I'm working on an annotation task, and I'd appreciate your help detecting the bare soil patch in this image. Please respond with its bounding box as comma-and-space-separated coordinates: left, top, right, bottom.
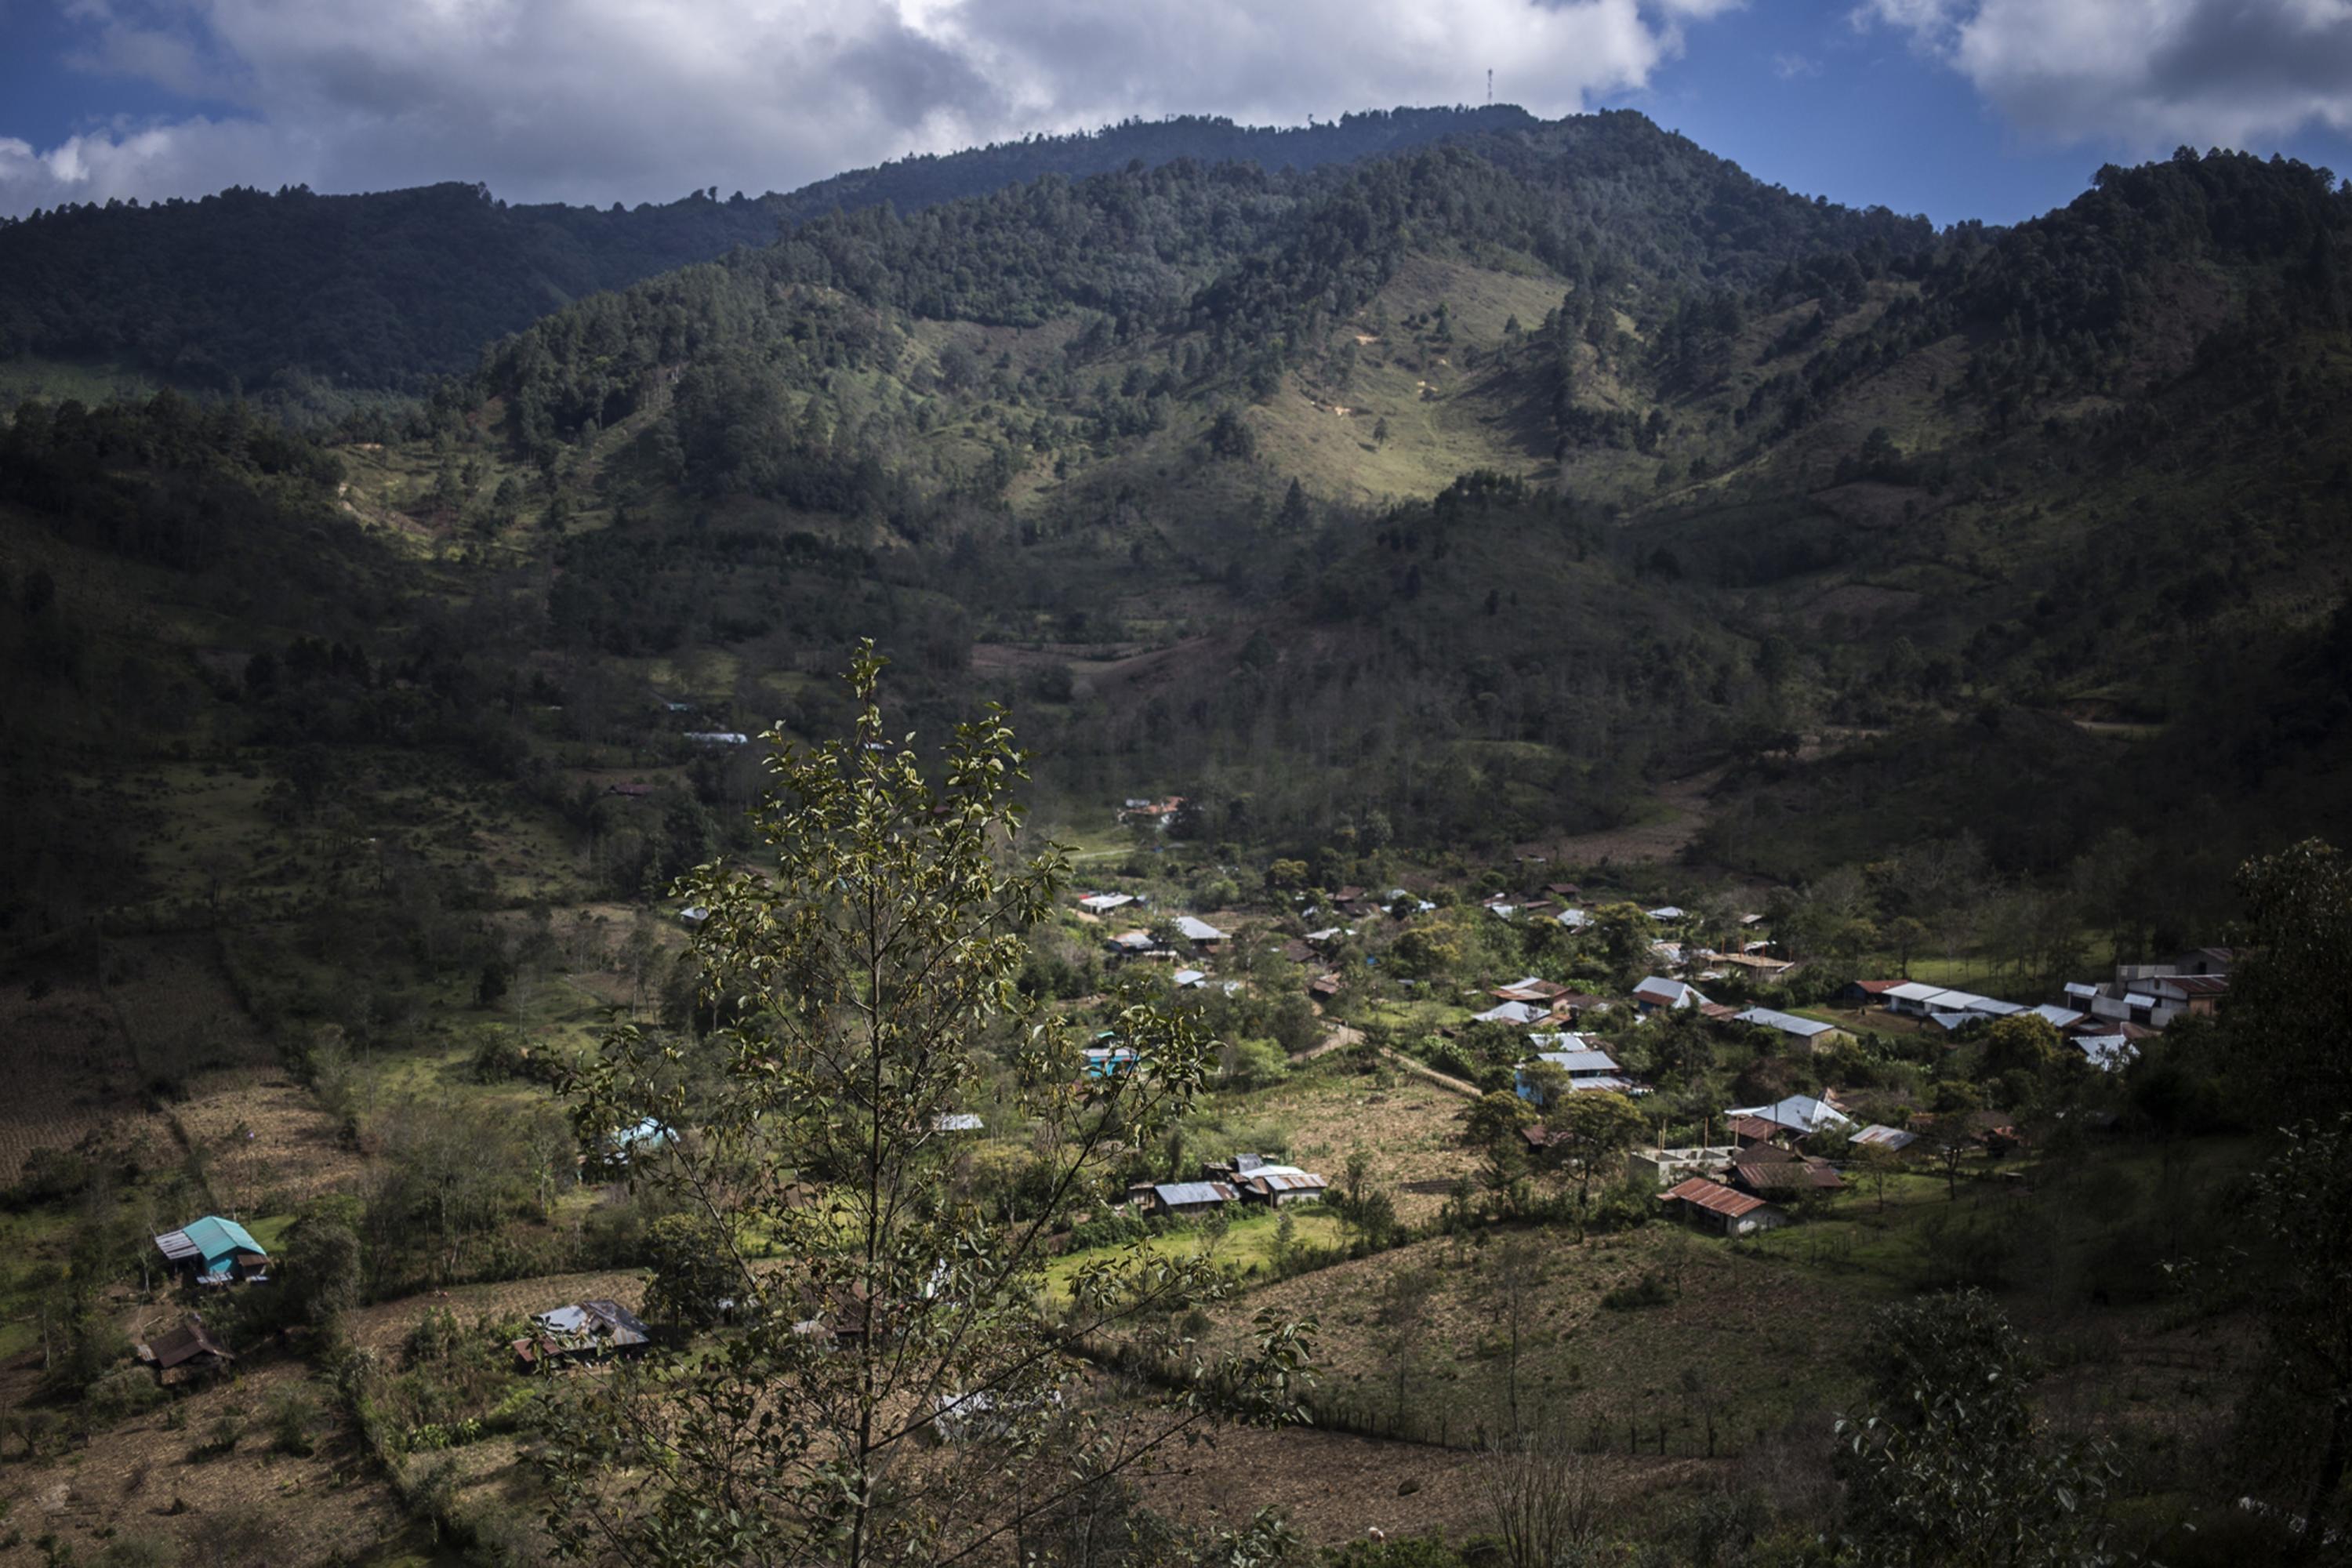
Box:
0, 1356, 403, 1566
176, 1068, 360, 1211
1137, 1420, 1704, 1548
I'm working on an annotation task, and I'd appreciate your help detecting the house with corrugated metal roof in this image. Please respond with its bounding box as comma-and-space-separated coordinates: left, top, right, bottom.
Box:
1240, 1169, 1331, 1207
1148, 1181, 1237, 1217
1729, 1152, 1846, 1199
1516, 1041, 1643, 1102
1724, 1094, 1855, 1138
1174, 916, 1228, 949
1659, 1176, 1788, 1236
154, 1215, 268, 1286
512, 1299, 654, 1369
1731, 1007, 1849, 1050
135, 1314, 234, 1384
1631, 976, 1708, 1014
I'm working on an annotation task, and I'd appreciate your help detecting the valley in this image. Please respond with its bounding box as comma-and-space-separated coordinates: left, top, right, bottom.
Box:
0, 103, 2349, 1566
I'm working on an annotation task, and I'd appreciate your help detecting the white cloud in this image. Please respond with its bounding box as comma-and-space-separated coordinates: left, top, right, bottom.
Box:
1857, 0, 2352, 149
0, 0, 1731, 216
1773, 51, 1820, 79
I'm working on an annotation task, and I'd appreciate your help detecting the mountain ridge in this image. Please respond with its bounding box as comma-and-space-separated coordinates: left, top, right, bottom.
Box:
0, 105, 1538, 400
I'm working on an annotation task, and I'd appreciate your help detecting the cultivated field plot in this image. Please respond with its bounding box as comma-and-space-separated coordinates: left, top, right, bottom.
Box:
0, 1358, 404, 1568
1133, 1418, 1708, 1548
174, 1067, 361, 1212
105, 938, 278, 1082
347, 1269, 651, 1352
1236, 1066, 1479, 1224
0, 983, 169, 1185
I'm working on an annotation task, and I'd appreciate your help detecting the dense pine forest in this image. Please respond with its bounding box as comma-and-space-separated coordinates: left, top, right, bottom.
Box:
0, 107, 1531, 400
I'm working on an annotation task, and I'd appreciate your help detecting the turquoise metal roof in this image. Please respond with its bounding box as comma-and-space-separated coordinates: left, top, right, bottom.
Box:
180, 1215, 264, 1266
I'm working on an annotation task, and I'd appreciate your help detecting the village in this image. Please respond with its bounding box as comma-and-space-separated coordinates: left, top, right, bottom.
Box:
0, 775, 2271, 1561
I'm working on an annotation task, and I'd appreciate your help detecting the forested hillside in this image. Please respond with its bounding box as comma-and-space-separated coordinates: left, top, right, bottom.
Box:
5, 113, 2351, 936
0, 106, 1529, 398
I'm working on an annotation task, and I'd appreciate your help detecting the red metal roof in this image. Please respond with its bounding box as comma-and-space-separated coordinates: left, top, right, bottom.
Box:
1661, 1177, 1769, 1218
2159, 974, 2230, 996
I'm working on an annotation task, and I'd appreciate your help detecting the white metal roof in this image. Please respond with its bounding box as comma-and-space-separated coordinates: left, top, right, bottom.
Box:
1632, 976, 1706, 1007
1475, 1000, 1548, 1024
1884, 982, 1944, 1003
1534, 1048, 1621, 1073
1726, 1094, 1855, 1133
1153, 1181, 1236, 1206
1733, 1007, 1837, 1038
1175, 916, 1227, 942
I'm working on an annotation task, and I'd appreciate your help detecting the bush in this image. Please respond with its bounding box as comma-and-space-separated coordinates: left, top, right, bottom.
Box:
269, 1385, 320, 1456
405, 1305, 464, 1365
191, 1406, 246, 1460
96, 1531, 182, 1568
83, 1367, 167, 1427
1322, 1536, 1465, 1568
1602, 1271, 1674, 1311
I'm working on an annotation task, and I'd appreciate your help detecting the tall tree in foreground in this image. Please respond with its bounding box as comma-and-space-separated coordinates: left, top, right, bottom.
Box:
542, 644, 1313, 1567
2237, 1113, 2352, 1560
1835, 1290, 2115, 1567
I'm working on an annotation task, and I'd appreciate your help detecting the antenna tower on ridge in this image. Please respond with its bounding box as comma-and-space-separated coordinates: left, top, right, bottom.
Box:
1487, 69, 1494, 106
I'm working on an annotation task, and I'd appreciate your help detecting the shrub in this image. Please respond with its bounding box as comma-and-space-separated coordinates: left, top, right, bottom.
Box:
96, 1531, 181, 1568
83, 1367, 166, 1427
269, 1385, 320, 1456
191, 1406, 246, 1461
1602, 1271, 1674, 1311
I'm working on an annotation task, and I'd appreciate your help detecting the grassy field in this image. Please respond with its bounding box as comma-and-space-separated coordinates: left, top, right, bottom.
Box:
1197, 1134, 2254, 1468
1223, 1060, 1479, 1222
1046, 1210, 1347, 1298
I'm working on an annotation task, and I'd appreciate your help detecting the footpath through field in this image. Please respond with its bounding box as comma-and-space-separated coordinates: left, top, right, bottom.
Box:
1298, 1022, 1479, 1098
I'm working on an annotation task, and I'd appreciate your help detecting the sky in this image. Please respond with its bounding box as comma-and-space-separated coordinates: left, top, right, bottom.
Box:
3, 0, 2352, 227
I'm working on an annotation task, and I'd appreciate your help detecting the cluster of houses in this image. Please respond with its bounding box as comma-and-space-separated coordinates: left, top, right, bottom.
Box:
119, 1216, 273, 1387
1098, 913, 1229, 964
1128, 1152, 1332, 1217
1634, 1094, 1859, 1236
1849, 946, 2233, 1071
